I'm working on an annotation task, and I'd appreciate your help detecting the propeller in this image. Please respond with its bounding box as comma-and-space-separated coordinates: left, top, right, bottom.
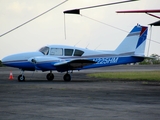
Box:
28, 58, 37, 64
28, 57, 38, 70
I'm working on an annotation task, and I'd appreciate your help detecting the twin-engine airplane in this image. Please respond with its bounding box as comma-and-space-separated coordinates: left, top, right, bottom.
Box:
2, 24, 148, 82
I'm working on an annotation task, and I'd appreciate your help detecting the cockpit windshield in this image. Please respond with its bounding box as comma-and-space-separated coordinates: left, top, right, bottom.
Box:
39, 46, 49, 55
74, 49, 84, 56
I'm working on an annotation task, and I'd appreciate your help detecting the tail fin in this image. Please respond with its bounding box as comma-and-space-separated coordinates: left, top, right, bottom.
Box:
134, 26, 148, 56
114, 25, 148, 55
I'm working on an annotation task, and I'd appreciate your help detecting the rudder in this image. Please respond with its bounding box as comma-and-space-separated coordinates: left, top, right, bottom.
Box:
134, 26, 148, 56
114, 25, 145, 54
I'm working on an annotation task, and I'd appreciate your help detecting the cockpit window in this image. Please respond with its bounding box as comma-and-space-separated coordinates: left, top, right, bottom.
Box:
64, 49, 73, 56
50, 48, 63, 56
74, 49, 84, 56
39, 46, 49, 55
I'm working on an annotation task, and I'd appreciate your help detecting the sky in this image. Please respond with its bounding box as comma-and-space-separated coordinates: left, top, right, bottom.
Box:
0, 0, 160, 59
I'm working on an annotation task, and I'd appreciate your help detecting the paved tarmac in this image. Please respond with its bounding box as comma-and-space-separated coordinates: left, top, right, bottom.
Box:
0, 65, 160, 120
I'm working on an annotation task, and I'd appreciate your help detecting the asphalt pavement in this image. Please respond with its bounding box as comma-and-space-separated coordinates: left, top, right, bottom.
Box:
0, 65, 160, 120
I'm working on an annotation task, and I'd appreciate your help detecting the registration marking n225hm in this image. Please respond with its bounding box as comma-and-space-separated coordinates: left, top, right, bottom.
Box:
93, 57, 119, 64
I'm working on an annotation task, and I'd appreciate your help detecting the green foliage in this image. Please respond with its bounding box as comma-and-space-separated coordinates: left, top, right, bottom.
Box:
88, 71, 160, 81
0, 60, 5, 67
140, 54, 160, 65
0, 60, 2, 67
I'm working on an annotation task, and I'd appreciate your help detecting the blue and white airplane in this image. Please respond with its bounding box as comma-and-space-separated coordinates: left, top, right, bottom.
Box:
2, 24, 148, 82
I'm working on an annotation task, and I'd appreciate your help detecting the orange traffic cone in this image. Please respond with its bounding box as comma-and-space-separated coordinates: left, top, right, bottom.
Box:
9, 71, 14, 80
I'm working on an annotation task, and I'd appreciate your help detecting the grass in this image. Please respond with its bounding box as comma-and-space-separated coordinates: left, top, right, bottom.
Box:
87, 71, 160, 81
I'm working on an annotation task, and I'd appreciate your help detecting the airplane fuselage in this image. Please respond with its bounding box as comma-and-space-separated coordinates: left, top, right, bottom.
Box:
2, 50, 144, 72
29, 55, 144, 72
1, 25, 148, 81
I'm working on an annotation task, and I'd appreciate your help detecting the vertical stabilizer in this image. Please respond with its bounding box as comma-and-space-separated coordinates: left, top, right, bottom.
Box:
115, 25, 144, 54
134, 26, 148, 56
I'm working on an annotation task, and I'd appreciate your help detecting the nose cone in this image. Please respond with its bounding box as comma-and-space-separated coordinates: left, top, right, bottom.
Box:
1, 54, 23, 67
1, 55, 13, 66
1, 57, 6, 63
1, 51, 43, 68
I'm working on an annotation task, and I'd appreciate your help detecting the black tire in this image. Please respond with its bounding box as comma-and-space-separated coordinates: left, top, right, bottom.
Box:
18, 75, 25, 82
46, 73, 54, 81
63, 74, 71, 82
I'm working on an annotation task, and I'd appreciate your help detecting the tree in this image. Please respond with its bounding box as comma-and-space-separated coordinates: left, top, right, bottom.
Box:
140, 54, 160, 64
0, 60, 3, 67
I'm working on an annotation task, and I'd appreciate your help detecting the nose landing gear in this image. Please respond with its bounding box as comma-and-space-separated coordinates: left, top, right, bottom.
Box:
18, 70, 25, 82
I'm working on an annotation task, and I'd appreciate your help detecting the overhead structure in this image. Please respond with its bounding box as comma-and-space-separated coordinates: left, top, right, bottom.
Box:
116, 9, 160, 26
0, 0, 68, 37
64, 0, 139, 15
63, 0, 139, 39
150, 20, 160, 26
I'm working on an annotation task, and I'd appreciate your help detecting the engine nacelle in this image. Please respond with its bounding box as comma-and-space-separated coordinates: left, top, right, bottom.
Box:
28, 56, 63, 64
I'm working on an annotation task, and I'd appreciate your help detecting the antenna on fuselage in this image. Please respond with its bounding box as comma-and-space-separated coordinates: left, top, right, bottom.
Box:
85, 43, 90, 49
94, 44, 101, 50
74, 40, 82, 47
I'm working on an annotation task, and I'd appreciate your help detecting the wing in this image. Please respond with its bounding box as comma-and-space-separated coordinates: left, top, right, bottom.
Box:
54, 59, 96, 72
116, 9, 160, 26
116, 9, 160, 19
116, 9, 160, 13
64, 0, 138, 15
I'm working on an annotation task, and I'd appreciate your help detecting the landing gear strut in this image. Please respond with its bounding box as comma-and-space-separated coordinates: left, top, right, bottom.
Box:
18, 70, 25, 82
46, 71, 54, 81
63, 73, 71, 82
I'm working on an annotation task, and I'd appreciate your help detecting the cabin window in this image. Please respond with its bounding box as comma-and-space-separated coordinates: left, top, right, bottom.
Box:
74, 49, 84, 56
50, 48, 63, 56
64, 49, 73, 56
39, 46, 49, 55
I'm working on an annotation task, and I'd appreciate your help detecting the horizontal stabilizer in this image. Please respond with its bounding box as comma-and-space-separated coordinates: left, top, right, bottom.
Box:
132, 55, 155, 59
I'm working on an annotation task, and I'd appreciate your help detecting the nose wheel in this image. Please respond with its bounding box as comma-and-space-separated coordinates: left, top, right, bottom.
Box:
63, 73, 71, 82
18, 75, 25, 82
18, 70, 25, 82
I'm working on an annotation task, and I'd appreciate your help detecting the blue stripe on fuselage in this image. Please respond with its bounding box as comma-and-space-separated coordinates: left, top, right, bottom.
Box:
3, 60, 36, 70
33, 56, 144, 71
82, 56, 144, 69
3, 56, 144, 71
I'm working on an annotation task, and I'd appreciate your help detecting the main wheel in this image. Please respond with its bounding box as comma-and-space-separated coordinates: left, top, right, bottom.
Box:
46, 73, 54, 81
63, 74, 71, 82
18, 75, 25, 82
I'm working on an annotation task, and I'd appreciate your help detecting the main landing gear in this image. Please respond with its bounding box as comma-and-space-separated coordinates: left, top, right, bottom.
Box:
46, 71, 54, 81
63, 73, 71, 82
17, 70, 72, 82
46, 71, 71, 82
